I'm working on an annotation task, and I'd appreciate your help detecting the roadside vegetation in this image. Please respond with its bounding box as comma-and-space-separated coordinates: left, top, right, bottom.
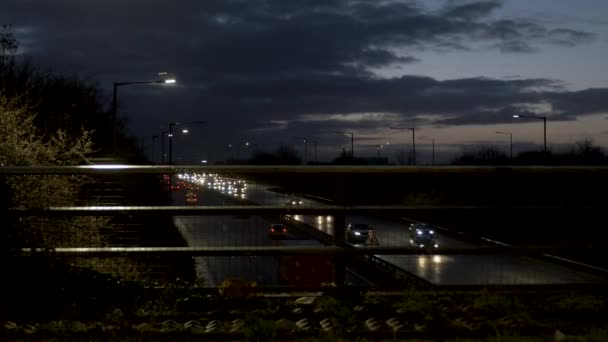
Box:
1, 26, 193, 318
1, 282, 606, 341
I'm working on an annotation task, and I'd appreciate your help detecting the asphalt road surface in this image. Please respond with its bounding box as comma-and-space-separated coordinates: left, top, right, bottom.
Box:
171, 180, 366, 286
222, 178, 607, 286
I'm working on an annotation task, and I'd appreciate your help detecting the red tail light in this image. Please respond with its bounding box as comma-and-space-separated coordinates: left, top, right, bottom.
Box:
271, 228, 275, 233
283, 228, 287, 233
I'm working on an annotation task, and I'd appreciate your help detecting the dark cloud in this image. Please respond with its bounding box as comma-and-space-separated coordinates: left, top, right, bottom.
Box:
0, 0, 602, 161
495, 40, 538, 53
443, 1, 502, 20
547, 28, 595, 46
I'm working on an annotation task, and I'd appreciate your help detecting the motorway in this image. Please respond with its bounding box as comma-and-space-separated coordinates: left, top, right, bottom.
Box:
170, 174, 606, 286
189, 175, 606, 286
171, 181, 368, 287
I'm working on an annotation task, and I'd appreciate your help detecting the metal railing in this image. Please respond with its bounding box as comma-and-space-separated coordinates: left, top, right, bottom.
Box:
3, 164, 608, 289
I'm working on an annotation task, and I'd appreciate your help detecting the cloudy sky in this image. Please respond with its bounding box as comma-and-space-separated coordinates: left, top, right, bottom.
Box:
3, 0, 608, 163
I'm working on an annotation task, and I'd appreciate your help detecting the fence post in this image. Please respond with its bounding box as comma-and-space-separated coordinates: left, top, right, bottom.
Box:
334, 213, 346, 285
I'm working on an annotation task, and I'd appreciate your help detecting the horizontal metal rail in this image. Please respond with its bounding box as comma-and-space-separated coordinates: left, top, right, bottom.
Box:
7, 205, 598, 216
17, 245, 604, 257
2, 165, 608, 175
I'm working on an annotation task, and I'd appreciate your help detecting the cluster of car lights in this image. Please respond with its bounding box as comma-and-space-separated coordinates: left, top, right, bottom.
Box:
176, 173, 248, 198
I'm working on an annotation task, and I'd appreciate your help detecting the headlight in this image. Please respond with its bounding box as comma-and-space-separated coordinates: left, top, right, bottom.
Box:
292, 201, 296, 205
419, 244, 425, 248
298, 201, 303, 205
417, 230, 422, 236
429, 230, 434, 234
354, 232, 361, 236
434, 244, 438, 248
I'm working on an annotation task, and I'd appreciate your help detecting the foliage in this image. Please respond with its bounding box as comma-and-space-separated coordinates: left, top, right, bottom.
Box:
218, 278, 259, 298
0, 94, 106, 249
315, 296, 356, 332
1, 26, 144, 159
243, 316, 276, 342
0, 24, 18, 66
452, 139, 608, 165
452, 145, 509, 165
471, 292, 527, 319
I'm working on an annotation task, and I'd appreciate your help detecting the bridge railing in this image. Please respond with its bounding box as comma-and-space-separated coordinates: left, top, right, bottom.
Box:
2, 165, 607, 290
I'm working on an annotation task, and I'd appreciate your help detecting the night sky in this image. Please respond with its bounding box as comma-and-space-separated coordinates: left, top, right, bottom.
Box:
3, 0, 608, 163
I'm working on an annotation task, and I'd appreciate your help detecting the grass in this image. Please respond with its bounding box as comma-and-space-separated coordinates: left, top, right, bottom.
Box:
1, 264, 607, 340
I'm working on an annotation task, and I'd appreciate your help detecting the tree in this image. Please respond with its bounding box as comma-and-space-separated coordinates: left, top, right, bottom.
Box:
1, 26, 142, 160
452, 146, 508, 165
248, 145, 301, 165
0, 94, 105, 250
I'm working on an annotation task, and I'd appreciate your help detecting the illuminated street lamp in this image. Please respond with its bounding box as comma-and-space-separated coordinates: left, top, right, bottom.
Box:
495, 131, 513, 159
112, 76, 176, 157
168, 121, 207, 165
513, 114, 547, 156
295, 136, 311, 163
376, 144, 384, 159
225, 144, 233, 161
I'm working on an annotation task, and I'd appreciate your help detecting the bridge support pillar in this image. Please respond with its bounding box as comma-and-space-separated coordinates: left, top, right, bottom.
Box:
334, 213, 346, 285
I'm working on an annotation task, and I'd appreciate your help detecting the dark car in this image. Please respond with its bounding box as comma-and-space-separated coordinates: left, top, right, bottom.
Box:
268, 223, 288, 239
409, 223, 439, 249
347, 223, 378, 245
285, 196, 303, 206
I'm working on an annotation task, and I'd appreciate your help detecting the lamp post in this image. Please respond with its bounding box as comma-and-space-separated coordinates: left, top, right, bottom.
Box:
417, 137, 435, 166
390, 127, 416, 165
513, 114, 547, 156
334, 132, 354, 158
295, 136, 312, 164
168, 121, 207, 165
495, 131, 513, 159
151, 135, 158, 163
376, 145, 384, 159
160, 131, 168, 163
225, 144, 233, 162
112, 77, 176, 157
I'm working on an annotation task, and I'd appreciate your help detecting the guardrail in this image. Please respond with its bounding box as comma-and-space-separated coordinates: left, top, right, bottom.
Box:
3, 165, 608, 289
2, 165, 608, 174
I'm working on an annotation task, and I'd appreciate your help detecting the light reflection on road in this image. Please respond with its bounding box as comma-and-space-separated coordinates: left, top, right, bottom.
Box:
180, 173, 607, 286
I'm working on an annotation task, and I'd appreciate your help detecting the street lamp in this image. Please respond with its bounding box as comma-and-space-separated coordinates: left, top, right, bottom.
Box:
417, 137, 435, 166
513, 114, 547, 156
334, 131, 354, 158
376, 144, 384, 159
168, 121, 207, 165
495, 131, 513, 159
225, 144, 233, 162
295, 137, 308, 164
161, 131, 168, 163
390, 127, 416, 165
112, 77, 176, 157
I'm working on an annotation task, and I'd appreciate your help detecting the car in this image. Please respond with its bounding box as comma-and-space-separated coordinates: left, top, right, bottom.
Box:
268, 223, 288, 239
347, 223, 378, 245
185, 191, 198, 205
285, 196, 303, 206
408, 223, 439, 249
